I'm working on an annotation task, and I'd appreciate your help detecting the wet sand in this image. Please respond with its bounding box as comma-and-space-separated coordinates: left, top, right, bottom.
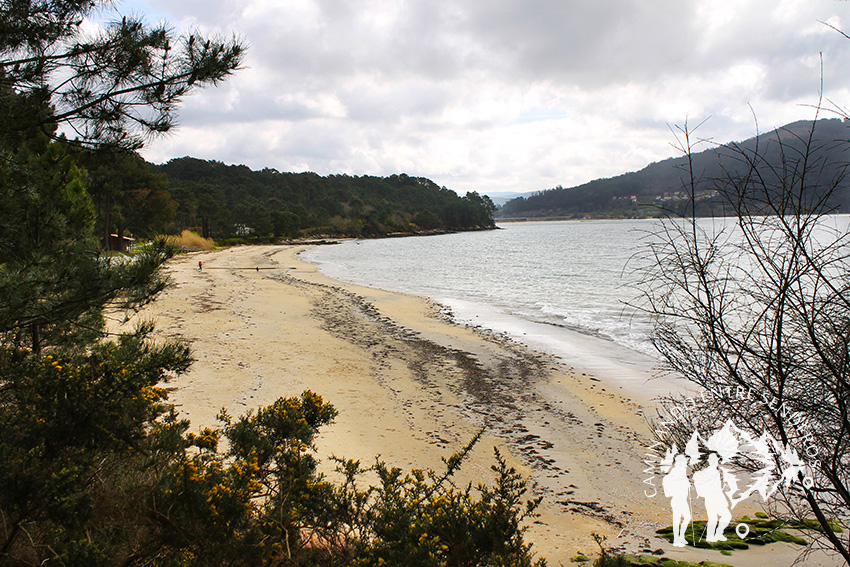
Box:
120, 244, 839, 566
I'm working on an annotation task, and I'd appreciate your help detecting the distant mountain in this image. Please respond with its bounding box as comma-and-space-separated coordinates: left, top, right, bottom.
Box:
497, 119, 850, 219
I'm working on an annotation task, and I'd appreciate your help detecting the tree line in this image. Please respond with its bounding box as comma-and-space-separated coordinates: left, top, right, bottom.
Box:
155, 157, 497, 241
70, 150, 497, 251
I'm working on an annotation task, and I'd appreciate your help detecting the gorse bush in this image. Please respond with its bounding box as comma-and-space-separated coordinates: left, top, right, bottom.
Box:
0, 348, 546, 566
341, 437, 545, 567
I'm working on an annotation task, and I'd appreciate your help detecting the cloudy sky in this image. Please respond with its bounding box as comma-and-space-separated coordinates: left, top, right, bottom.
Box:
112, 0, 850, 196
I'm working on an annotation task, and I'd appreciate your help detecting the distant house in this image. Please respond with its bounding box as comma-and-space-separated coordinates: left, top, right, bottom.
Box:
102, 233, 135, 251
235, 224, 255, 237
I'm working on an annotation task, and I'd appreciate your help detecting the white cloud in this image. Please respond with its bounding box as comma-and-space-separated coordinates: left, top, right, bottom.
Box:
130, 0, 850, 195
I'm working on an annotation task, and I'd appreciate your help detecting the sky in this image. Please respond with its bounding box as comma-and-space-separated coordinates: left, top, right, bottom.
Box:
104, 0, 850, 196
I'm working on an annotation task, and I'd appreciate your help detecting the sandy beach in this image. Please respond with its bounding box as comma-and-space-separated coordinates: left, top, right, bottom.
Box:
120, 244, 838, 566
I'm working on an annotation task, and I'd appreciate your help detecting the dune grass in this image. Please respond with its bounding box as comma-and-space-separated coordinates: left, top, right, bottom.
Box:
165, 230, 215, 251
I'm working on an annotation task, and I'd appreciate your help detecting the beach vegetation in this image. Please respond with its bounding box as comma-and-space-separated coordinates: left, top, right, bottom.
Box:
338, 441, 545, 567
165, 230, 216, 251
638, 108, 850, 562
0, 349, 548, 566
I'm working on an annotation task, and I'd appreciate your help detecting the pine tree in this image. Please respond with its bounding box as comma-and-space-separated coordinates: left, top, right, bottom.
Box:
1, 0, 244, 149
0, 2, 243, 562
0, 1, 245, 351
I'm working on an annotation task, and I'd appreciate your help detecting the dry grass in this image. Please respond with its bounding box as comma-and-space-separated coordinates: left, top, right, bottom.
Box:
165, 230, 215, 251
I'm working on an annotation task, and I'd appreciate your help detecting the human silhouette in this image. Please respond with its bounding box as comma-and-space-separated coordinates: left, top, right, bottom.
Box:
662, 454, 692, 547
693, 453, 732, 542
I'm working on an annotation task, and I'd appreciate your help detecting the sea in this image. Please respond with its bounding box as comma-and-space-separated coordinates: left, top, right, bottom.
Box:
301, 219, 665, 384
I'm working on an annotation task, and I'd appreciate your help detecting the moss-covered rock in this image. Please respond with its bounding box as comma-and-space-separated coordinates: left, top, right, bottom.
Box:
616, 555, 734, 567
655, 518, 808, 551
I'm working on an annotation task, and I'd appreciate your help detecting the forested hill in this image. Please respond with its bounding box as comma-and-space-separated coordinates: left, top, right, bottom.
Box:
153, 157, 496, 239
498, 118, 850, 219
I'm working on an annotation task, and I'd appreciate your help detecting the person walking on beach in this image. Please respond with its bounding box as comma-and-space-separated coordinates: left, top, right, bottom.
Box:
199, 260, 203, 271
663, 454, 692, 547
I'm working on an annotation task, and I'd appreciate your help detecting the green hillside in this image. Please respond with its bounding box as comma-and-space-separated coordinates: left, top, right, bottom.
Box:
497, 119, 850, 219
154, 157, 496, 240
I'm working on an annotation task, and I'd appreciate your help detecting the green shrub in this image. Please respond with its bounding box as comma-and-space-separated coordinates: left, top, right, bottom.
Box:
0, 347, 546, 567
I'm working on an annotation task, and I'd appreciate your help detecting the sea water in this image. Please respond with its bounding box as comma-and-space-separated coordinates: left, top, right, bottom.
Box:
302, 220, 665, 380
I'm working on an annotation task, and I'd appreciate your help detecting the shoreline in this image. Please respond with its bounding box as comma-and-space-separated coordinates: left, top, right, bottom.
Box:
122, 244, 831, 566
